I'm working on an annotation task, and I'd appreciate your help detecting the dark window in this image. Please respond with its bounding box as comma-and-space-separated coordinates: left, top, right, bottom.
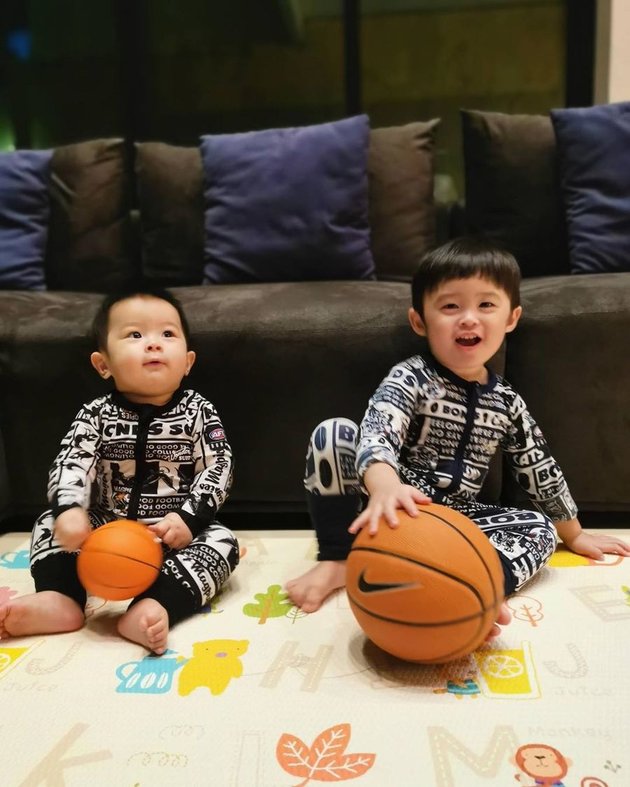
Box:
1, 0, 585, 196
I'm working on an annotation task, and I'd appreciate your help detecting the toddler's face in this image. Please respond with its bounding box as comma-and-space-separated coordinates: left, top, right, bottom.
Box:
409, 275, 521, 383
91, 296, 195, 405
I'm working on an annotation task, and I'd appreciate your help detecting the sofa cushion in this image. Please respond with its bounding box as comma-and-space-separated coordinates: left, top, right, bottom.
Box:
0, 289, 105, 515
0, 149, 52, 290
200, 115, 374, 284
551, 101, 630, 274
461, 109, 569, 278
46, 139, 137, 292
135, 119, 439, 285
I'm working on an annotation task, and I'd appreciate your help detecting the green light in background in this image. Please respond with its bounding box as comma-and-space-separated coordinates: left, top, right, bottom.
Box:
0, 111, 16, 151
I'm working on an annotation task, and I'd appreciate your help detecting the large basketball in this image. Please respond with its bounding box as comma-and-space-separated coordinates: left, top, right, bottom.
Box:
77, 520, 163, 601
346, 503, 504, 663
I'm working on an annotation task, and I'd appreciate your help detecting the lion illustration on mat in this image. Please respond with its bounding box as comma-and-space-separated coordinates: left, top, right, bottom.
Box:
178, 638, 249, 696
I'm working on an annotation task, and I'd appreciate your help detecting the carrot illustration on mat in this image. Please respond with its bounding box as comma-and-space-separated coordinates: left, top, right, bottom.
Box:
276, 723, 375, 785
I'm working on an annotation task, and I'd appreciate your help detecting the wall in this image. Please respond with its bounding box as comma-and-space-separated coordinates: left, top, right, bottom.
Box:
594, 0, 630, 103
360, 3, 565, 191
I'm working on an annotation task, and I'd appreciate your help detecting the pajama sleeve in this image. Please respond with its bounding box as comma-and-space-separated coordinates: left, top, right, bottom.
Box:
176, 399, 233, 535
356, 361, 421, 485
48, 398, 104, 517
501, 390, 578, 521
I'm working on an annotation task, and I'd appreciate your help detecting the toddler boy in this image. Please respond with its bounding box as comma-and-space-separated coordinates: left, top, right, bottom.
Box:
286, 237, 630, 626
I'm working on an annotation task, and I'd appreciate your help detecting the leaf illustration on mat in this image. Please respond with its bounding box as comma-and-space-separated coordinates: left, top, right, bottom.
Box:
276, 723, 375, 785
242, 584, 292, 624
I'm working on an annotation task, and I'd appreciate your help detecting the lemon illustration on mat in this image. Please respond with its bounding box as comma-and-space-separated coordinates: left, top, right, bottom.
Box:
473, 643, 540, 699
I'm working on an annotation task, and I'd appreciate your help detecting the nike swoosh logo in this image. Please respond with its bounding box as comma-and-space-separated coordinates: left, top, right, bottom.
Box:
358, 570, 418, 593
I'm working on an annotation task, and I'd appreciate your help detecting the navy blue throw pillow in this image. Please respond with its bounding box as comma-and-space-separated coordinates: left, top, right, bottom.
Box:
200, 115, 375, 283
0, 149, 52, 290
551, 102, 630, 274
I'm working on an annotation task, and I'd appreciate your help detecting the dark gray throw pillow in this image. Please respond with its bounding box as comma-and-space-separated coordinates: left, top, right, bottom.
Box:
135, 142, 205, 287
461, 109, 569, 278
367, 119, 439, 281
46, 139, 136, 293
551, 101, 630, 274
200, 115, 375, 284
0, 149, 52, 290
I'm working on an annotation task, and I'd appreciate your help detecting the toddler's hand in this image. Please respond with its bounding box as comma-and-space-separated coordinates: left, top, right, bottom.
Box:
564, 530, 630, 561
349, 483, 431, 536
149, 512, 193, 549
54, 507, 91, 552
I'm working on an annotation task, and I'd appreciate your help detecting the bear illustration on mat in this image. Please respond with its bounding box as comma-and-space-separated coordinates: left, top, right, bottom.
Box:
178, 638, 249, 696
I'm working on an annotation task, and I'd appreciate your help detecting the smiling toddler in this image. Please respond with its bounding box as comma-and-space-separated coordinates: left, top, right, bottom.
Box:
285, 237, 630, 624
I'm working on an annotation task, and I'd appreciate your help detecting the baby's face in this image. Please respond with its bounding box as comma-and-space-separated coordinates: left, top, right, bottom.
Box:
413, 275, 521, 383
93, 295, 195, 405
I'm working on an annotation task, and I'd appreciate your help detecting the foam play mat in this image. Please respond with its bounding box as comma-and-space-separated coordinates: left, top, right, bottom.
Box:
1, 528, 629, 786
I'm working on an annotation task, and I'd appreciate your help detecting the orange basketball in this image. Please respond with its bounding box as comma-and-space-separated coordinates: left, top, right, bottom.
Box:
346, 503, 504, 663
77, 520, 163, 601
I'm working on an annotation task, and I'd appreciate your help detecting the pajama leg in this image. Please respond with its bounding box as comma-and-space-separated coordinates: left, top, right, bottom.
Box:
29, 508, 116, 607
132, 522, 240, 626
304, 418, 364, 561
451, 503, 558, 594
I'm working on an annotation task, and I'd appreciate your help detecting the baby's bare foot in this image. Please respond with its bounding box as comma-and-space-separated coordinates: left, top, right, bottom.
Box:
118, 598, 169, 654
285, 561, 347, 613
0, 592, 84, 640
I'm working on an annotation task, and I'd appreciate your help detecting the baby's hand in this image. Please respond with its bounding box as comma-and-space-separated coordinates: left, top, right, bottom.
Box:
149, 512, 193, 549
54, 507, 91, 552
348, 483, 431, 536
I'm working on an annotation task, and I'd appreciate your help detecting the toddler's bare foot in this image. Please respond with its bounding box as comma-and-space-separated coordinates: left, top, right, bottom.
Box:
0, 591, 84, 641
118, 598, 169, 654
285, 561, 347, 613
485, 601, 511, 641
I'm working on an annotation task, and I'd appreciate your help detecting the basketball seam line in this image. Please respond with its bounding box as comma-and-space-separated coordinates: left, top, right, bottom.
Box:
353, 507, 503, 605
347, 593, 500, 626
79, 549, 161, 571
416, 508, 503, 603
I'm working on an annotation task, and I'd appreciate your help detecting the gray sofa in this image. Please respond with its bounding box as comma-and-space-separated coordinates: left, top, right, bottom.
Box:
1, 113, 629, 532
0, 123, 437, 526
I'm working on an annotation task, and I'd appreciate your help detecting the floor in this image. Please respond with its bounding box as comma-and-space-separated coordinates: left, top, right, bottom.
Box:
2, 526, 629, 786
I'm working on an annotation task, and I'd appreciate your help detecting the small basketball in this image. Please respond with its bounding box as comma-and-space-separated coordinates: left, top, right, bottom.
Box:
77, 520, 163, 601
346, 503, 504, 663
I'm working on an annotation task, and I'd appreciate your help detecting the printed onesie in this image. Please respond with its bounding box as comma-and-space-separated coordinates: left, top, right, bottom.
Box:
30, 387, 240, 624
305, 354, 578, 594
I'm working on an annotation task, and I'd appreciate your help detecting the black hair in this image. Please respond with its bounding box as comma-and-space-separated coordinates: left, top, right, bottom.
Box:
91, 287, 192, 350
411, 236, 521, 317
